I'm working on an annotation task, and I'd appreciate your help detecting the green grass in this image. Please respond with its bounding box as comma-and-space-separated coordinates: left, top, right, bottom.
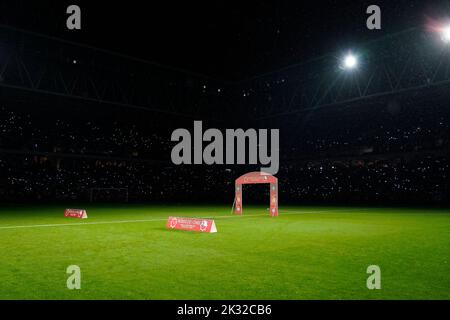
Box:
0, 204, 449, 300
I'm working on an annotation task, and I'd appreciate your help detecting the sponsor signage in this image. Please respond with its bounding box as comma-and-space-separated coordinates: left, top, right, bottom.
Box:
64, 209, 88, 219
166, 216, 217, 233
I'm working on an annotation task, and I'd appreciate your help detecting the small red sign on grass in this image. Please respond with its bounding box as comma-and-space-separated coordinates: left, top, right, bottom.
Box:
166, 216, 217, 233
64, 209, 88, 219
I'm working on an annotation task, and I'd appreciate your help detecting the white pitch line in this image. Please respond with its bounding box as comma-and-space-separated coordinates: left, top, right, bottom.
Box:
0, 218, 169, 230
0, 208, 368, 230
279, 208, 370, 215
0, 214, 264, 230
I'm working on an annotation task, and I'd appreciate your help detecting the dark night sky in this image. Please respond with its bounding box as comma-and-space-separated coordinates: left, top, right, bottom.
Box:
1, 0, 449, 80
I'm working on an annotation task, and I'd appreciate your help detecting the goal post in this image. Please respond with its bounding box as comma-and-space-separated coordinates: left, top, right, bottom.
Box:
230, 195, 236, 215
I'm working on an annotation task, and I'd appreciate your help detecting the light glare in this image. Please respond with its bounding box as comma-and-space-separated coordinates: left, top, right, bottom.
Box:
442, 25, 450, 43
343, 54, 358, 70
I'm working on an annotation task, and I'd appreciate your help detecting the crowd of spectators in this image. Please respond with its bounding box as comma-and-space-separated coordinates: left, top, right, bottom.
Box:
1, 102, 449, 205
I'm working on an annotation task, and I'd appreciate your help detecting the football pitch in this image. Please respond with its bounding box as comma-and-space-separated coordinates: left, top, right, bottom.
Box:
0, 204, 449, 300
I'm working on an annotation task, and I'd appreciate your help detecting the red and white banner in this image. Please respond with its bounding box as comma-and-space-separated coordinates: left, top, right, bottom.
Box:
166, 216, 217, 233
234, 171, 278, 217
64, 209, 88, 219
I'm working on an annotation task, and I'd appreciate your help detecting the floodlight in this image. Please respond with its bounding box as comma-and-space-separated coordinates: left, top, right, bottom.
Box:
343, 54, 358, 70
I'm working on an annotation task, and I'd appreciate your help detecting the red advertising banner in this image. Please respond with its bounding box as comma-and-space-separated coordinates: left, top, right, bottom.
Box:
166, 217, 217, 233
64, 208, 88, 219
234, 172, 278, 217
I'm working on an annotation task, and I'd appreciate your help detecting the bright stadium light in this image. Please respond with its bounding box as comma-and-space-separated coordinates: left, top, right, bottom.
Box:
442, 25, 450, 43
341, 53, 358, 70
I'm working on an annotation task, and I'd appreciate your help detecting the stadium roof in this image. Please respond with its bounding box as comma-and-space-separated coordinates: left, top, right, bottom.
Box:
1, 0, 447, 81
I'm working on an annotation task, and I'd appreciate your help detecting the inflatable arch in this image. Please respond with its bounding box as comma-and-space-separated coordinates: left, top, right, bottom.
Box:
233, 172, 278, 217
